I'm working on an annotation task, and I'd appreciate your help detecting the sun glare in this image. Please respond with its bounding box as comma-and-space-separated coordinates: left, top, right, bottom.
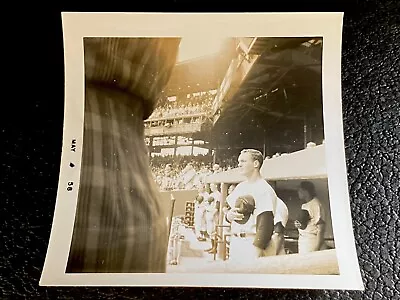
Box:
177, 36, 227, 63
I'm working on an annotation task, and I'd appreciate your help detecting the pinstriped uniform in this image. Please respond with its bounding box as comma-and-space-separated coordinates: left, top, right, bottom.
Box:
66, 38, 180, 273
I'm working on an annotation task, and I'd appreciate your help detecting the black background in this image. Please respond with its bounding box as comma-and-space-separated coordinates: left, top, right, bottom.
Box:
3, 1, 399, 299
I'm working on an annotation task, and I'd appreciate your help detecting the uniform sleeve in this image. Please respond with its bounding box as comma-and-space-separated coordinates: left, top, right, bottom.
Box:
306, 199, 325, 226
274, 198, 289, 227
314, 200, 326, 225
253, 211, 274, 249
254, 183, 276, 216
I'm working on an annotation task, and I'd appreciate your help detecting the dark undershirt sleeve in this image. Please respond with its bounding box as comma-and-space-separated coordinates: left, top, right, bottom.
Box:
253, 211, 274, 249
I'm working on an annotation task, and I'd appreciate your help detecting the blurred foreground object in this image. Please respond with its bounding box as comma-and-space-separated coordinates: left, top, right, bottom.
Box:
66, 38, 180, 273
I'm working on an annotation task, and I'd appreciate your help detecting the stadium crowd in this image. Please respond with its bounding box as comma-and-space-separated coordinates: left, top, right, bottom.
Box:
147, 90, 215, 120
150, 154, 237, 191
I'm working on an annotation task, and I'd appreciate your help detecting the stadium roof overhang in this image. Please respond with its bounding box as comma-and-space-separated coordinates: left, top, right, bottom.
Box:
161, 38, 237, 96
151, 37, 323, 152
209, 37, 323, 147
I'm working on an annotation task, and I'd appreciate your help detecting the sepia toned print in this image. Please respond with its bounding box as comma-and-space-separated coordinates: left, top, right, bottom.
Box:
40, 12, 363, 290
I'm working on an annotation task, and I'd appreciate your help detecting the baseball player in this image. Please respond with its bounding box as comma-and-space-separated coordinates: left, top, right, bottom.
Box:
204, 183, 221, 253
167, 216, 185, 265
194, 185, 208, 241
295, 181, 327, 253
294, 209, 311, 230
225, 149, 277, 262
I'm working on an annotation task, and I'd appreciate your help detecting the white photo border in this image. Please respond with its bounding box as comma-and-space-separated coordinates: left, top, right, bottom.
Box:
39, 12, 364, 290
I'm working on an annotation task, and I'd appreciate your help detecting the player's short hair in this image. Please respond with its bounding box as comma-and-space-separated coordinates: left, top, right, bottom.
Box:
299, 181, 317, 198
240, 149, 264, 169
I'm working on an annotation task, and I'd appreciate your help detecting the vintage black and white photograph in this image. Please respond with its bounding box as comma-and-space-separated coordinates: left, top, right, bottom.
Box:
40, 12, 363, 289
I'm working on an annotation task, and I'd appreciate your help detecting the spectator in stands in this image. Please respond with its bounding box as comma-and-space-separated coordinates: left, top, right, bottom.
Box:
160, 164, 174, 191
213, 163, 222, 174
179, 163, 197, 190
148, 154, 238, 191
146, 88, 215, 121
197, 164, 213, 185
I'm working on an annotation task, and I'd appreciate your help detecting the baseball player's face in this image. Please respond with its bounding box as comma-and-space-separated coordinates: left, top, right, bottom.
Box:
297, 188, 309, 202
238, 152, 256, 177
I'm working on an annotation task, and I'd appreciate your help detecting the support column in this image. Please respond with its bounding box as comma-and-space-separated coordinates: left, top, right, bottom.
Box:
217, 182, 228, 261
213, 146, 217, 165
173, 135, 177, 157
191, 137, 194, 156
303, 112, 308, 149
263, 129, 266, 157
149, 136, 154, 158
264, 129, 270, 157
308, 115, 313, 142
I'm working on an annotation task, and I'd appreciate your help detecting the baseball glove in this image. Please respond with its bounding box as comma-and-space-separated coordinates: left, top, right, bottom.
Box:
234, 195, 256, 224
295, 209, 310, 230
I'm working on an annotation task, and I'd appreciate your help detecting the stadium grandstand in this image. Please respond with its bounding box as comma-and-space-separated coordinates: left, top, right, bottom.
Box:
144, 37, 323, 192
